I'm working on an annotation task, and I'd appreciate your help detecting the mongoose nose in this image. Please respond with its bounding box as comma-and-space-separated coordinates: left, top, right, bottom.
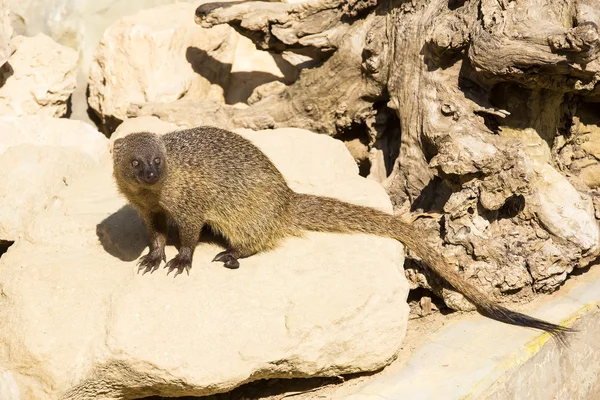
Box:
142, 170, 159, 184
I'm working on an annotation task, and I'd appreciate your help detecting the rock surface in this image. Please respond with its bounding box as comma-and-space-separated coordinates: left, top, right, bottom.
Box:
6, 0, 203, 125
0, 34, 78, 117
0, 126, 408, 399
529, 162, 598, 253
0, 116, 109, 241
225, 34, 298, 105
6, 0, 196, 73
87, 2, 238, 124
0, 0, 13, 66
88, 1, 299, 126
109, 115, 180, 143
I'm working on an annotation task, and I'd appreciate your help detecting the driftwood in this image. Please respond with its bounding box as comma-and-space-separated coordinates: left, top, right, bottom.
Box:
130, 0, 600, 311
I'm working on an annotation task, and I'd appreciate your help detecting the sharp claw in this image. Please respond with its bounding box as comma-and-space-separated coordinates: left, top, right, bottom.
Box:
136, 251, 165, 275
164, 254, 192, 277
171, 263, 191, 278
212, 250, 240, 268
141, 265, 157, 276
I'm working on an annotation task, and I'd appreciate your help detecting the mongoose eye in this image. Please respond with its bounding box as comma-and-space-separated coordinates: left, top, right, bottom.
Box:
131, 160, 139, 167
154, 157, 161, 165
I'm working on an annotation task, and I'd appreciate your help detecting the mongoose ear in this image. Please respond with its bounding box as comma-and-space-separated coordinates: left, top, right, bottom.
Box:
112, 138, 124, 154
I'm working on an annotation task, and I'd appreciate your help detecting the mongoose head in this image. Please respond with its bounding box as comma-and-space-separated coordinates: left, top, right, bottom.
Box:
113, 132, 168, 189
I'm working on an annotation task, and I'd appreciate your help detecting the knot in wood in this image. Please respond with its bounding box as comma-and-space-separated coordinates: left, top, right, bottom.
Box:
441, 103, 457, 116
548, 22, 600, 64
335, 103, 348, 117
576, 22, 600, 46
361, 48, 380, 74
364, 56, 379, 74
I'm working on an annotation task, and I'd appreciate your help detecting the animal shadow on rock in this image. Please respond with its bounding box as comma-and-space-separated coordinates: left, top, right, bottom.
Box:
96, 205, 229, 264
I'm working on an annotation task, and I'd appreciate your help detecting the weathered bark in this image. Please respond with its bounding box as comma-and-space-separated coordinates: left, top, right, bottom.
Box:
130, 0, 600, 310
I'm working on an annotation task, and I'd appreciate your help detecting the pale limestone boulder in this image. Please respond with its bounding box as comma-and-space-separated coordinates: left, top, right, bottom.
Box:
528, 161, 599, 253
225, 34, 297, 104
0, 146, 96, 242
88, 1, 299, 124
0, 117, 109, 241
88, 2, 238, 123
0, 127, 408, 399
0, 116, 108, 158
0, 367, 19, 400
0, 0, 13, 66
0, 34, 78, 117
110, 115, 181, 143
6, 0, 197, 74
6, 0, 200, 125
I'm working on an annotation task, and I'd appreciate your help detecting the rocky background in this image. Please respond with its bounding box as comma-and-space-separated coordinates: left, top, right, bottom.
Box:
0, 0, 599, 398
0, 1, 405, 398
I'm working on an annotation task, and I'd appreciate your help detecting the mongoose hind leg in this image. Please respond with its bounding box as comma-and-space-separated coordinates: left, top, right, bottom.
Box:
137, 211, 168, 275
212, 248, 258, 269
208, 214, 284, 269
165, 219, 203, 277
211, 229, 285, 269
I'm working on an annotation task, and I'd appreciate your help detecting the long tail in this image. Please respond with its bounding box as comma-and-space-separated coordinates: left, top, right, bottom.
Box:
291, 193, 574, 338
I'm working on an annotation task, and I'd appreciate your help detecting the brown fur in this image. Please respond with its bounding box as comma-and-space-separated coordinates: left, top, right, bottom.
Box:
112, 126, 573, 338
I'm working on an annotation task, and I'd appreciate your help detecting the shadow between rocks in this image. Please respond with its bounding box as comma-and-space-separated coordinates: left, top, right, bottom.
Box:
0, 240, 14, 259
186, 46, 298, 105
136, 370, 383, 400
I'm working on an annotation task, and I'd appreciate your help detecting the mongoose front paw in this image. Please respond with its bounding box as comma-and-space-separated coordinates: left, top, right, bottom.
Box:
165, 254, 192, 277
212, 250, 240, 269
137, 250, 166, 275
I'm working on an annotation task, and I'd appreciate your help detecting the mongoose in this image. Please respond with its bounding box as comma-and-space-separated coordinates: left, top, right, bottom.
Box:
112, 126, 572, 337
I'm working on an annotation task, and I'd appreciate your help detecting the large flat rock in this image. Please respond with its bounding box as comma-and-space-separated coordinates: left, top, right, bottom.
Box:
0, 116, 109, 241
0, 127, 409, 399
